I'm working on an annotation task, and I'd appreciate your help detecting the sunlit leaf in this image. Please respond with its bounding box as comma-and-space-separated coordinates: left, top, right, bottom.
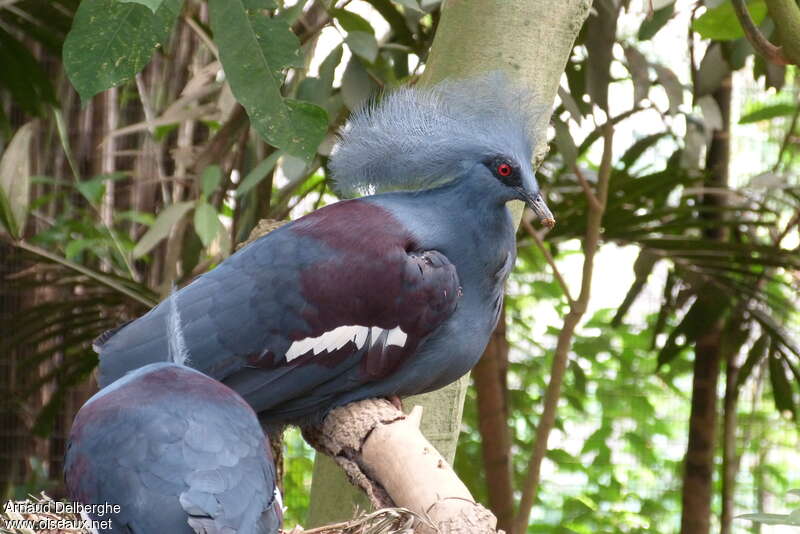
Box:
693, 0, 767, 41
332, 8, 374, 34
193, 200, 221, 248
638, 3, 674, 40
739, 103, 797, 124
132, 201, 193, 258
201, 165, 222, 199
0, 121, 35, 239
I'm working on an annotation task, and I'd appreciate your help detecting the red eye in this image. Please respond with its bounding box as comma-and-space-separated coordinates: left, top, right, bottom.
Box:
497, 163, 512, 177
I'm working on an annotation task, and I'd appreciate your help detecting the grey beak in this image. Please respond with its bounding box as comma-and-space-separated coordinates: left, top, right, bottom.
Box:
518, 189, 555, 228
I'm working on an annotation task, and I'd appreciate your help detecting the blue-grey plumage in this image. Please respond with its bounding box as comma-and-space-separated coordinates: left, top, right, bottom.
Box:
64, 363, 282, 534
96, 73, 554, 427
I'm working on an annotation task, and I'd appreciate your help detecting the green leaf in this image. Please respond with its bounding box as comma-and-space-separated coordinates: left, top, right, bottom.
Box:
63, 0, 183, 102
693, 0, 767, 41
653, 64, 683, 115
201, 165, 222, 198
243, 0, 278, 9
737, 334, 769, 388
297, 46, 343, 107
209, 0, 327, 160
118, 0, 164, 13
237, 151, 281, 196
65, 238, 104, 260
0, 27, 58, 116
769, 351, 796, 419
638, 3, 674, 41
0, 188, 18, 239
738, 512, 800, 526
0, 121, 35, 239
331, 9, 374, 34
657, 289, 729, 368
132, 201, 193, 258
624, 45, 650, 105
620, 132, 668, 169
75, 172, 127, 206
346, 31, 379, 63
739, 103, 797, 124
341, 56, 378, 110
193, 200, 221, 248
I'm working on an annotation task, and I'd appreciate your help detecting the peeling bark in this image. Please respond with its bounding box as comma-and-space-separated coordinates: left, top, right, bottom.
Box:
303, 398, 501, 534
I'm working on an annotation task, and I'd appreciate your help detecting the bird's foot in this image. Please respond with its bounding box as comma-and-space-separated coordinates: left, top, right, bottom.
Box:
386, 395, 404, 412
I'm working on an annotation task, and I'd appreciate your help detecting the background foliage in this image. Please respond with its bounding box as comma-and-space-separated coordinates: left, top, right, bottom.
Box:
0, 0, 798, 533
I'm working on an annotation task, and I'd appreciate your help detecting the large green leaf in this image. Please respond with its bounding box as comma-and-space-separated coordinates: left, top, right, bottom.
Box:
132, 200, 193, 258
693, 0, 767, 41
0, 121, 36, 239
208, 0, 327, 160
63, 0, 183, 102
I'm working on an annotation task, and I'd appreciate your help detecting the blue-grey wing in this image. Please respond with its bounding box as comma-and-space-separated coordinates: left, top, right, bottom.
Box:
97, 199, 460, 424
65, 364, 281, 534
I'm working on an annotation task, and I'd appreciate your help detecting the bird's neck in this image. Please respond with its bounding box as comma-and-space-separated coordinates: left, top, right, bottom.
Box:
411, 180, 517, 289
431, 178, 515, 236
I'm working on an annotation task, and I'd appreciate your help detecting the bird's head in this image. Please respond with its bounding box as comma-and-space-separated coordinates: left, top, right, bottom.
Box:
329, 72, 555, 227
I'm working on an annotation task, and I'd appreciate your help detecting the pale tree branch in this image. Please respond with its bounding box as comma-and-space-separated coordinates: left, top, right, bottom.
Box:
513, 124, 613, 534
303, 399, 501, 534
572, 164, 602, 212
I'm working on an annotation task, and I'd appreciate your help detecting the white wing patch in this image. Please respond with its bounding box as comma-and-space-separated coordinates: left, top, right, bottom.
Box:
285, 324, 408, 362
386, 326, 408, 348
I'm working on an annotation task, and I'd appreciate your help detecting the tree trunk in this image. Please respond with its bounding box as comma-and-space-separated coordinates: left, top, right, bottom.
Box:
679, 73, 732, 534
680, 326, 724, 534
720, 330, 744, 534
472, 306, 514, 533
305, 0, 591, 527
